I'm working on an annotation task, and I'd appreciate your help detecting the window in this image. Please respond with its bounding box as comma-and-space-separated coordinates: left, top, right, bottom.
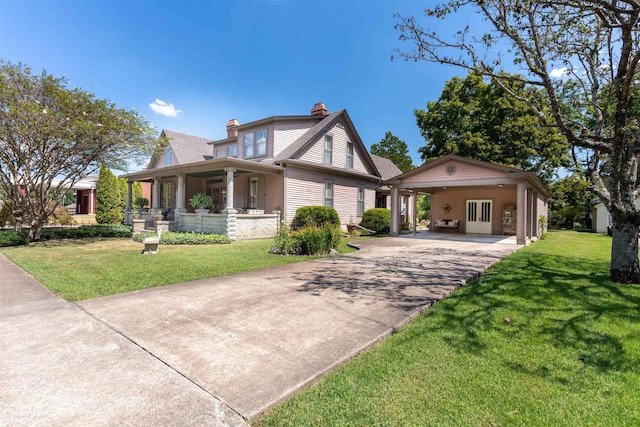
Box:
376, 194, 387, 209
216, 145, 238, 159
324, 135, 333, 164
324, 179, 334, 207
164, 149, 171, 166
249, 177, 259, 208
346, 141, 354, 169
357, 185, 365, 216
243, 129, 267, 158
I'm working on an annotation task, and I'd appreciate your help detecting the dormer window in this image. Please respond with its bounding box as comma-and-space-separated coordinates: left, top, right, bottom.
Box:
216, 145, 238, 158
243, 129, 267, 158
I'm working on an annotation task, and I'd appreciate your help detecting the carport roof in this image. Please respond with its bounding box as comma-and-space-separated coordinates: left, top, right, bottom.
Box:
386, 154, 549, 197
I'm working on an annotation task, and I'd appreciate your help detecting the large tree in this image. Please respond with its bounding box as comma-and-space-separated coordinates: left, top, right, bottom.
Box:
416, 72, 569, 182
396, 1, 640, 283
0, 61, 156, 240
371, 131, 415, 172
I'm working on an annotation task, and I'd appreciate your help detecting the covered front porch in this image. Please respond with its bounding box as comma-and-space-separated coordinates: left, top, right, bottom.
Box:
121, 158, 285, 240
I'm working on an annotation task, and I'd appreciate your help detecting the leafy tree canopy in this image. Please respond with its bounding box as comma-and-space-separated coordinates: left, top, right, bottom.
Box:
548, 174, 595, 229
370, 131, 415, 173
0, 60, 156, 240
416, 72, 570, 182
395, 0, 640, 283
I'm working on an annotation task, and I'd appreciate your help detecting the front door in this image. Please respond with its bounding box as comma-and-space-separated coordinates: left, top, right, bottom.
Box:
466, 199, 493, 234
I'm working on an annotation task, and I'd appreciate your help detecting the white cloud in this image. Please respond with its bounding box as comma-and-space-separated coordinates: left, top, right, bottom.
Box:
149, 99, 182, 117
549, 67, 568, 79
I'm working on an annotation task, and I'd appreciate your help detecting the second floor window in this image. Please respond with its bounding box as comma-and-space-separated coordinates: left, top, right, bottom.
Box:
216, 145, 238, 158
346, 141, 354, 169
164, 149, 171, 166
244, 130, 267, 158
324, 135, 333, 164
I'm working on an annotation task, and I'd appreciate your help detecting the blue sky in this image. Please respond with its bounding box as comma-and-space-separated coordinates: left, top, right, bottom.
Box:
0, 0, 474, 168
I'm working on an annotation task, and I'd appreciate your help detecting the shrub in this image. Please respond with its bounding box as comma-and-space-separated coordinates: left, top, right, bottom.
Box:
131, 231, 231, 245
271, 226, 301, 255
0, 230, 28, 247
293, 206, 340, 229
360, 208, 391, 234
271, 224, 342, 255
40, 225, 132, 240
48, 203, 75, 226
96, 165, 123, 224
0, 201, 14, 227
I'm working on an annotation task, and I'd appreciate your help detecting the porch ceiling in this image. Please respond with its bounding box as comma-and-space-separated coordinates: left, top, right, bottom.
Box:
120, 158, 284, 181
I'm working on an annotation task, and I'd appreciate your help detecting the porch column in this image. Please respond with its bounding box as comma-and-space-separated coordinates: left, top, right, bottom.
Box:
390, 186, 400, 236
225, 168, 236, 210
516, 182, 527, 245
411, 191, 417, 235
125, 181, 133, 225
89, 186, 95, 214
176, 173, 186, 212
152, 178, 160, 211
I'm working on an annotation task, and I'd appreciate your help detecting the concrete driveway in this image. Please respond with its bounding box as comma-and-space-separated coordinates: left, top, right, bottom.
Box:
2, 234, 517, 425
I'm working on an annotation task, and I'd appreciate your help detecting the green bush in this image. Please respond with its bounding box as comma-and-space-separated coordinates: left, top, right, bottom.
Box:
40, 225, 132, 240
48, 203, 75, 226
0, 201, 13, 227
294, 206, 340, 229
271, 225, 341, 255
0, 230, 29, 247
131, 231, 231, 245
96, 165, 123, 224
271, 226, 301, 255
360, 208, 391, 234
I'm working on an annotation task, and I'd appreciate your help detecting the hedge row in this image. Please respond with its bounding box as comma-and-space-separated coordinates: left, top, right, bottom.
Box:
0, 225, 133, 247
132, 231, 231, 245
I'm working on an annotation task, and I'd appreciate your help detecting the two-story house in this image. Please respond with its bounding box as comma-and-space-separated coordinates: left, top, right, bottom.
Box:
121, 103, 402, 240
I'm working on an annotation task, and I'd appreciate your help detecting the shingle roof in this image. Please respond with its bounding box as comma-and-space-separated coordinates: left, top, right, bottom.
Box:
369, 154, 403, 180
163, 129, 213, 164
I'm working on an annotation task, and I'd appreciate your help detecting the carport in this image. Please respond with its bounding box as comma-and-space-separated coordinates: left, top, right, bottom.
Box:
387, 155, 549, 245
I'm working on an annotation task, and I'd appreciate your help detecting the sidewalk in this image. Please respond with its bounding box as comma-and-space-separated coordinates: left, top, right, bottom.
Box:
0, 252, 248, 426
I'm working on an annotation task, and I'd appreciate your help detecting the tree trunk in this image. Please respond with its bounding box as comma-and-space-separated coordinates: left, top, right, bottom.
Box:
610, 221, 640, 283
29, 217, 44, 242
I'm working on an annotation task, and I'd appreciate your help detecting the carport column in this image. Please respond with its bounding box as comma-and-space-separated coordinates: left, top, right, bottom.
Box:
152, 178, 161, 213
223, 168, 237, 241
390, 186, 400, 236
125, 181, 133, 225
176, 173, 186, 213
531, 190, 538, 238
516, 182, 527, 245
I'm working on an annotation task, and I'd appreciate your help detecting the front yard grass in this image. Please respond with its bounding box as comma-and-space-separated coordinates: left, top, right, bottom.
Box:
1, 238, 356, 301
254, 231, 640, 426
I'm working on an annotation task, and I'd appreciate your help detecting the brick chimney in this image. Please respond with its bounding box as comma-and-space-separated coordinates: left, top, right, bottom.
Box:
226, 119, 239, 138
310, 102, 328, 116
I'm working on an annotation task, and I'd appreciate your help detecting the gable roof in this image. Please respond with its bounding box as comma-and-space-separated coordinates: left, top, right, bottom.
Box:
388, 154, 549, 196
370, 154, 403, 180
273, 110, 381, 178
162, 129, 213, 165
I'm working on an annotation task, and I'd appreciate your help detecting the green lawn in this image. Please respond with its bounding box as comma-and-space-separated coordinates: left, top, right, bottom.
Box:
254, 232, 640, 426
1, 238, 356, 301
